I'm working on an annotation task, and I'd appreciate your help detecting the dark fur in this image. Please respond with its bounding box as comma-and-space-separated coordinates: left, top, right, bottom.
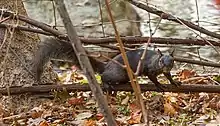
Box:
32, 38, 180, 91
101, 49, 181, 91
31, 37, 105, 81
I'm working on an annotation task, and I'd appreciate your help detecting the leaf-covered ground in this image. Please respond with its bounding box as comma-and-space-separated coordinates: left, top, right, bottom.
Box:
1, 64, 220, 126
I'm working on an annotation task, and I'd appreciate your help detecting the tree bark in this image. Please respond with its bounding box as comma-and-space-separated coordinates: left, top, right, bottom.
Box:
0, 0, 53, 115
1, 83, 220, 95
54, 0, 117, 125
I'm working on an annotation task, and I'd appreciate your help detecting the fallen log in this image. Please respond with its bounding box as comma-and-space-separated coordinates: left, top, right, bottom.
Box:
0, 83, 220, 95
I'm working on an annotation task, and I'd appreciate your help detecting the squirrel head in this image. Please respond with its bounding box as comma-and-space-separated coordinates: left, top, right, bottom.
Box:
157, 49, 174, 73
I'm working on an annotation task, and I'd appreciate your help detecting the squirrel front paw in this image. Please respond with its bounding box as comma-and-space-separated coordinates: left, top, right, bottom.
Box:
155, 84, 167, 92
171, 80, 182, 87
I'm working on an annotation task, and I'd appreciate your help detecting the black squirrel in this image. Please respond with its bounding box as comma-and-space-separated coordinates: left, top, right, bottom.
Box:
102, 49, 181, 91
32, 37, 181, 91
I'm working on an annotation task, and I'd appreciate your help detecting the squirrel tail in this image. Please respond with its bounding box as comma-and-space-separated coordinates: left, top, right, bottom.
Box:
32, 37, 105, 81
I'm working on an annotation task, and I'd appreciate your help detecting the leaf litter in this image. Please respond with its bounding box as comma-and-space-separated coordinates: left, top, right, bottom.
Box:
1, 65, 220, 125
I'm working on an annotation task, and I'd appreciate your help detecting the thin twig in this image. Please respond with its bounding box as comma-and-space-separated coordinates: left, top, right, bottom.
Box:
0, 15, 11, 23
0, 22, 220, 47
186, 52, 215, 62
175, 17, 220, 55
135, 8, 161, 76
52, 0, 57, 27
54, 0, 116, 125
129, 0, 220, 39
9, 47, 35, 78
89, 53, 125, 68
79, 37, 220, 46
174, 56, 220, 68
98, 0, 106, 37
104, 0, 148, 124
0, 23, 52, 35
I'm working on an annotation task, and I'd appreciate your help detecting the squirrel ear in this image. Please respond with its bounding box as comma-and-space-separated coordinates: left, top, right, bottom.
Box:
157, 49, 163, 57
170, 48, 175, 57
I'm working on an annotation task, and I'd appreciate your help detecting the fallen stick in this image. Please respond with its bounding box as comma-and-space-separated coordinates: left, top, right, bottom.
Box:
0, 83, 220, 95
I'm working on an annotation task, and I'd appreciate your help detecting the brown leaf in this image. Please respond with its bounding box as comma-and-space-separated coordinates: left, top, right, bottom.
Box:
31, 110, 43, 119
39, 121, 49, 126
127, 110, 142, 124
127, 103, 142, 124
164, 101, 177, 116
84, 119, 96, 126
178, 69, 196, 81
68, 97, 85, 105
96, 113, 104, 121
129, 102, 141, 113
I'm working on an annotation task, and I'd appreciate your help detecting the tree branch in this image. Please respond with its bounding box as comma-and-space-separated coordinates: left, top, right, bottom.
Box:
129, 0, 220, 39
54, 0, 116, 125
0, 11, 220, 47
1, 83, 220, 95
80, 37, 220, 46
174, 57, 220, 68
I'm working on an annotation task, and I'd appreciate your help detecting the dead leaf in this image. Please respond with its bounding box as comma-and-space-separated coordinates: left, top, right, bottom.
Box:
164, 102, 177, 116
121, 96, 130, 105
27, 118, 45, 126
178, 69, 196, 81
31, 111, 42, 119
68, 97, 85, 105
42, 110, 52, 119
127, 103, 142, 124
53, 118, 66, 124
84, 119, 96, 126
127, 110, 142, 124
71, 65, 79, 71
76, 112, 93, 120
96, 113, 104, 121
30, 107, 43, 119
129, 102, 141, 113
39, 121, 49, 126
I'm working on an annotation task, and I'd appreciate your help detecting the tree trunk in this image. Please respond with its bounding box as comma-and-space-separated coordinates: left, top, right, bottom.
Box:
0, 0, 52, 114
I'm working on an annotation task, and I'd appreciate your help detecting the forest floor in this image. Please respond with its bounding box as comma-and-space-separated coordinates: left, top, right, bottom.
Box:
1, 64, 220, 126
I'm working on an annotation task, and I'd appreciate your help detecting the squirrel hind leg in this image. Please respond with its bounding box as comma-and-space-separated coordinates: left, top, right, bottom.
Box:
102, 82, 115, 94
31, 57, 44, 82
